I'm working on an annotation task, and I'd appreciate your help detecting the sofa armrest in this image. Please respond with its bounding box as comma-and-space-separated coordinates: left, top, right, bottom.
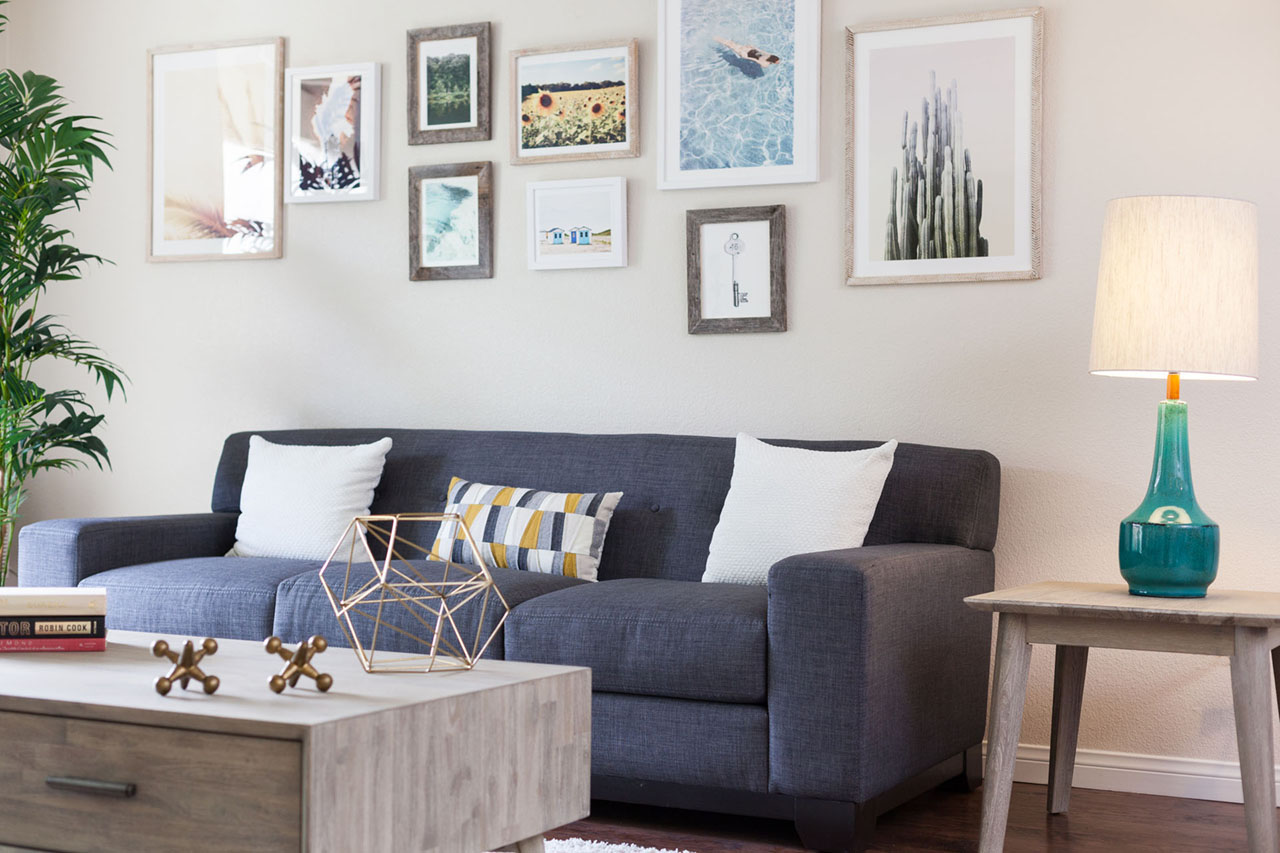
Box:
18, 513, 240, 587
766, 543, 994, 804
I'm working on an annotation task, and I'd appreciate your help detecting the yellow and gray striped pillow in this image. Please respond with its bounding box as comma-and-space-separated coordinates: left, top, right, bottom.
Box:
431, 477, 623, 581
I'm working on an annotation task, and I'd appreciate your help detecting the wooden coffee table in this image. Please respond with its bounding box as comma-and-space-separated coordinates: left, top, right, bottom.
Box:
0, 630, 590, 852
967, 581, 1280, 853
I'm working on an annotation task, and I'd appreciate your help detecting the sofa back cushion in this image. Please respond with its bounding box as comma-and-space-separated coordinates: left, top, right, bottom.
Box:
213, 430, 999, 582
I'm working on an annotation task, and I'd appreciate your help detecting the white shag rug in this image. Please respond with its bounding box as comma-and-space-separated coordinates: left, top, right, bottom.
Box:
546, 841, 694, 853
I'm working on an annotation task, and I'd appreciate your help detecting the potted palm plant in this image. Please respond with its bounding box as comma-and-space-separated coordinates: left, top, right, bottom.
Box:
0, 5, 125, 584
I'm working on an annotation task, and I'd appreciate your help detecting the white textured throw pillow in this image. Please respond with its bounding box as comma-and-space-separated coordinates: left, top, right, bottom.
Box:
701, 434, 898, 585
229, 435, 394, 561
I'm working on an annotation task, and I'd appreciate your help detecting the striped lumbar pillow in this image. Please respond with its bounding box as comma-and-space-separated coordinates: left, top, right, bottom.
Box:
431, 477, 623, 581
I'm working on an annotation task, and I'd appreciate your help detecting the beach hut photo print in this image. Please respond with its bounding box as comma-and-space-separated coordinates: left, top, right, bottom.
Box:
526, 177, 628, 270
657, 0, 819, 189
845, 8, 1043, 285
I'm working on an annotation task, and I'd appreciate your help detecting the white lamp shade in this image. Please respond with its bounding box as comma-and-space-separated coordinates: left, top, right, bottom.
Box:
1089, 195, 1258, 380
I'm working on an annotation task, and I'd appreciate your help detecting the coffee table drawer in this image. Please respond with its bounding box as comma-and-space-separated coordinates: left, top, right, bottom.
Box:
0, 710, 300, 852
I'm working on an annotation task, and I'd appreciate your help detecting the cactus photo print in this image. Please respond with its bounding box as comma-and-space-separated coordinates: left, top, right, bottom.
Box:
845, 9, 1043, 285
285, 63, 380, 203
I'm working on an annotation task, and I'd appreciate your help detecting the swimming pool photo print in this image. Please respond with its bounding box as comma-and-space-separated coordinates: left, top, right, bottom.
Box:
657, 0, 819, 189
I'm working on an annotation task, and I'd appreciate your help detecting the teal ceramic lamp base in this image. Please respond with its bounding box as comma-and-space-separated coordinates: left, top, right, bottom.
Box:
1118, 398, 1219, 597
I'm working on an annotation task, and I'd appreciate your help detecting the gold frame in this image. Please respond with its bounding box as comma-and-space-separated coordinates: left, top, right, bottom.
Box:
318, 513, 510, 673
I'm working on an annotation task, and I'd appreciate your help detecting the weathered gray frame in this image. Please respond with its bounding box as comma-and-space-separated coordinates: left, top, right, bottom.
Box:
408, 162, 493, 280
146, 37, 285, 263
407, 22, 491, 145
510, 39, 640, 166
686, 205, 786, 334
844, 8, 1043, 285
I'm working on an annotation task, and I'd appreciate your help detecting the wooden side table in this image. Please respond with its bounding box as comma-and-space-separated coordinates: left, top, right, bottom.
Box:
966, 581, 1280, 853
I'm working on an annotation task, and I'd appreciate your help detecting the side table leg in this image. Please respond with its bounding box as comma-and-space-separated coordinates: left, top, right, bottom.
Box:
979, 613, 1032, 853
1231, 626, 1278, 853
1047, 645, 1089, 814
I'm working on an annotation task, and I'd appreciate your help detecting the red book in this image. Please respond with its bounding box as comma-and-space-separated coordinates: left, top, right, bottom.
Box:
0, 637, 106, 652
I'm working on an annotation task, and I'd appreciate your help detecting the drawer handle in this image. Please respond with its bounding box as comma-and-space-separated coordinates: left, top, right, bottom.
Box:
45, 776, 137, 798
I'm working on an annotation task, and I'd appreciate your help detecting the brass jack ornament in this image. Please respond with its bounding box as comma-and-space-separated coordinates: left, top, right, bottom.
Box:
153, 638, 220, 695
264, 635, 333, 693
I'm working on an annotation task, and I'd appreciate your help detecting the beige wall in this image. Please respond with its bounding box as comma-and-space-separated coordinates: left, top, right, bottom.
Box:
9, 0, 1279, 772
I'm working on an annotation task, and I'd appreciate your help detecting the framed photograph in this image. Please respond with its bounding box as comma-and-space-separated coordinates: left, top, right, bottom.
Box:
526, 177, 627, 270
687, 205, 786, 334
657, 0, 819, 189
510, 39, 639, 165
148, 38, 284, 262
845, 8, 1043, 285
407, 22, 491, 145
408, 162, 492, 280
285, 63, 379, 203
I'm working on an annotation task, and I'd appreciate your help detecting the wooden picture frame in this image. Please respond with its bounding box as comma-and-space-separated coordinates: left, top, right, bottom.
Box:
657, 0, 820, 189
407, 22, 491, 145
510, 39, 639, 165
284, 62, 380, 203
408, 161, 493, 280
147, 38, 284, 262
686, 205, 786, 334
845, 8, 1043, 285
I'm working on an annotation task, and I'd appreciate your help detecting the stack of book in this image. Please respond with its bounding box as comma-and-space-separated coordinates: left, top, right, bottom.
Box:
0, 587, 107, 652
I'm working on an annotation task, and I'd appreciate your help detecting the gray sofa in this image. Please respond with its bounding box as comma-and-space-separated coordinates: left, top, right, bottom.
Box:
19, 428, 1000, 852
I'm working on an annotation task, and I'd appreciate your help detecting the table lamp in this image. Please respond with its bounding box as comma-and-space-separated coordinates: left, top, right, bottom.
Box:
1089, 195, 1258, 598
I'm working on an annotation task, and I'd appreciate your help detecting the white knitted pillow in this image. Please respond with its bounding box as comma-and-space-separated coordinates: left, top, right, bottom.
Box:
229, 435, 393, 561
701, 434, 898, 585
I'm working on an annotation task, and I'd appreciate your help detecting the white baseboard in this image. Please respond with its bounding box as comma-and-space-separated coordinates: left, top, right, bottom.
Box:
999, 743, 1280, 804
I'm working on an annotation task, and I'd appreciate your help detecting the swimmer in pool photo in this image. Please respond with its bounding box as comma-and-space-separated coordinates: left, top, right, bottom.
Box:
713, 36, 780, 68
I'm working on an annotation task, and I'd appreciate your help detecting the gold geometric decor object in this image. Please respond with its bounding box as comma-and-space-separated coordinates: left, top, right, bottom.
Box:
152, 638, 220, 695
264, 635, 333, 693
318, 513, 510, 673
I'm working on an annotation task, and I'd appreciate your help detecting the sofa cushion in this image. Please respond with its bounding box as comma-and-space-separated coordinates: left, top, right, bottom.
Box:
592, 693, 768, 792
83, 557, 319, 639
273, 560, 587, 658
431, 476, 623, 581
505, 578, 767, 703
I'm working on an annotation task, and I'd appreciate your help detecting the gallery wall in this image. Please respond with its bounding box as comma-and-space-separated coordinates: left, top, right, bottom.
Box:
9, 0, 1280, 794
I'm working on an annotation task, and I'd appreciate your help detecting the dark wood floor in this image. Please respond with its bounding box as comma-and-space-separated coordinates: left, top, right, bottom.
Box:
550, 783, 1251, 851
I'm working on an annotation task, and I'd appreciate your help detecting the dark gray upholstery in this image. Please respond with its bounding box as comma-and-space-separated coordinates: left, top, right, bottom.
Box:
766, 543, 995, 802
210, 430, 1000, 581
592, 692, 769, 792
18, 513, 238, 587
506, 578, 767, 703
17, 426, 999, 847
273, 561, 586, 657
83, 556, 318, 640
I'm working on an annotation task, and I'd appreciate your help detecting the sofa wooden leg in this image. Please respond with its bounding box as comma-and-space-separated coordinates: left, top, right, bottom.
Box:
955, 743, 983, 792
794, 798, 875, 853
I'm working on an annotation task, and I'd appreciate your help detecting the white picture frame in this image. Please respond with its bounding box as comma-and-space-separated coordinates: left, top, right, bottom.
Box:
657, 0, 820, 190
284, 62, 380, 203
147, 38, 284, 262
845, 8, 1043, 285
526, 177, 627, 270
